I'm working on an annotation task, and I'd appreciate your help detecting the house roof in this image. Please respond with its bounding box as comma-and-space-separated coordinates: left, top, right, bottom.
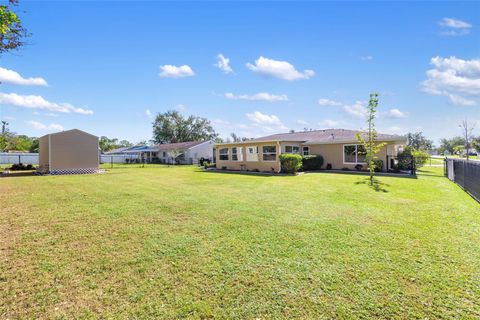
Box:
155, 140, 208, 151
40, 128, 98, 139
250, 129, 405, 144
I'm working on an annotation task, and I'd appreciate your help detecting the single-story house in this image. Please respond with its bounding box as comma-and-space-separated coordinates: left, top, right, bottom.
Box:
38, 129, 100, 174
155, 140, 214, 164
102, 140, 214, 164
215, 129, 407, 173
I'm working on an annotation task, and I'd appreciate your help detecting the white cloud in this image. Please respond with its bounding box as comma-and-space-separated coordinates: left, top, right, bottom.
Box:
386, 108, 407, 118
448, 94, 476, 106
342, 101, 368, 118
295, 119, 309, 126
421, 56, 480, 106
360, 55, 373, 61
145, 109, 153, 119
246, 111, 282, 125
45, 113, 59, 117
176, 104, 186, 111
318, 98, 342, 106
214, 54, 233, 74
246, 56, 315, 81
439, 18, 472, 36
0, 92, 93, 115
0, 67, 48, 86
159, 65, 195, 78
225, 92, 288, 102
320, 119, 340, 127
27, 120, 64, 131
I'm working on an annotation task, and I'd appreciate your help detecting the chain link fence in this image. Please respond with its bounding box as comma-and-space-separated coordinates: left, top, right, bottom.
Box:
445, 158, 480, 203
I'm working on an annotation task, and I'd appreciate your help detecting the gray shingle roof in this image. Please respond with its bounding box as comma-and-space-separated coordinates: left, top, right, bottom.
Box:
155, 141, 208, 151
251, 129, 405, 144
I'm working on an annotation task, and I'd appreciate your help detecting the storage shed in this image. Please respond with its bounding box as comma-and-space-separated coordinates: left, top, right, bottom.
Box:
38, 129, 100, 175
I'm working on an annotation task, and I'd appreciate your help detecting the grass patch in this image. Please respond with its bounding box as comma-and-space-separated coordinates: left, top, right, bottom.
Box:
1, 165, 479, 318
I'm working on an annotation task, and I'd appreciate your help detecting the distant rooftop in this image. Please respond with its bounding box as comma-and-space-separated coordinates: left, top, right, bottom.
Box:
251, 129, 405, 144
155, 141, 207, 151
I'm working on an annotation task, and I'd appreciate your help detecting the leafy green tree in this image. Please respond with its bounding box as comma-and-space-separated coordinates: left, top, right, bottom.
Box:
437, 137, 465, 155
152, 110, 218, 144
0, 0, 29, 54
406, 132, 434, 152
356, 93, 386, 184
99, 136, 133, 152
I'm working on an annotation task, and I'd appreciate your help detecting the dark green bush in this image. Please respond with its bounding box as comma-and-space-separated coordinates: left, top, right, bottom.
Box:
280, 154, 302, 174
302, 155, 324, 171
373, 159, 384, 172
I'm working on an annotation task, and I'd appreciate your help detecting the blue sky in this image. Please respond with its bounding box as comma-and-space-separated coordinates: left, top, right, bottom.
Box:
0, 1, 479, 144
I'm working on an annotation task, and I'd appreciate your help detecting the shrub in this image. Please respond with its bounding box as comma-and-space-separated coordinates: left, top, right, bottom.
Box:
302, 155, 324, 171
9, 163, 35, 171
396, 146, 429, 170
326, 163, 332, 170
373, 159, 384, 172
279, 154, 302, 174
342, 167, 350, 171
412, 150, 430, 167
355, 164, 363, 171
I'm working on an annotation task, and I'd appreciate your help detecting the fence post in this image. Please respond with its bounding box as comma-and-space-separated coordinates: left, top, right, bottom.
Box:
18, 154, 21, 165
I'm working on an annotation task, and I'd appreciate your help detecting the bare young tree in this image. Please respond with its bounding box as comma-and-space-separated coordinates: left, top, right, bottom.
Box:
460, 119, 475, 161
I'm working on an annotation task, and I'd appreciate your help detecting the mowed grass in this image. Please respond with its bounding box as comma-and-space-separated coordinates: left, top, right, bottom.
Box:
1, 165, 479, 319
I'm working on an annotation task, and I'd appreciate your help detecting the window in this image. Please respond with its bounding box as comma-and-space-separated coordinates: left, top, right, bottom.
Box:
231, 147, 243, 161
285, 145, 300, 154
262, 145, 276, 161
246, 146, 258, 161
219, 148, 229, 161
344, 144, 366, 163
163, 152, 166, 157
302, 146, 310, 156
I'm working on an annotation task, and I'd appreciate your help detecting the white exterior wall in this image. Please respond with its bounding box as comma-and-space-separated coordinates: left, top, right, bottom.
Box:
184, 141, 214, 164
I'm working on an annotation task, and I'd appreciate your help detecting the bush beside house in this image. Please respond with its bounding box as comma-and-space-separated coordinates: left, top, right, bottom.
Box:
280, 154, 302, 174
302, 155, 324, 171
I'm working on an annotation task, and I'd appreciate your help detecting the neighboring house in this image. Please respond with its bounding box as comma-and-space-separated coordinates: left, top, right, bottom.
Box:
155, 140, 214, 164
102, 140, 214, 164
38, 129, 100, 174
215, 129, 406, 173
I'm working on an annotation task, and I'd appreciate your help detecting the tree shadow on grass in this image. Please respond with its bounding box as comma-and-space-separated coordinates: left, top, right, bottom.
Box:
354, 177, 390, 192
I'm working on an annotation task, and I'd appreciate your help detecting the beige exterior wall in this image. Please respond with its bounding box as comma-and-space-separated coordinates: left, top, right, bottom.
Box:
215, 141, 281, 173
307, 142, 393, 171
215, 140, 400, 172
49, 130, 99, 170
38, 135, 50, 173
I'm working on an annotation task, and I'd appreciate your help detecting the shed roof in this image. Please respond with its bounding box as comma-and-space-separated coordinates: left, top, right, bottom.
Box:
39, 129, 98, 139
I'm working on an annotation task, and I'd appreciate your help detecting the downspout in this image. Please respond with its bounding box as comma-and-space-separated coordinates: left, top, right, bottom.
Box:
277, 141, 281, 173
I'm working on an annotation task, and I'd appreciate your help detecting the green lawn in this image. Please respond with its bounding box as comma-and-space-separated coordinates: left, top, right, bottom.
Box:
1, 165, 479, 319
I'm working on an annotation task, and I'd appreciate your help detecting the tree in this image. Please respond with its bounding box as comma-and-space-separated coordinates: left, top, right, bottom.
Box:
406, 132, 434, 152
356, 93, 386, 184
152, 110, 218, 144
460, 119, 475, 160
0, 0, 29, 54
167, 148, 183, 165
99, 136, 133, 152
230, 133, 251, 142
1, 120, 8, 134
438, 136, 465, 155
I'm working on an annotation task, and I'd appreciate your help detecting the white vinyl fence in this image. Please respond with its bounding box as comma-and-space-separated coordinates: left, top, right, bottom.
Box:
100, 154, 141, 164
0, 153, 39, 165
